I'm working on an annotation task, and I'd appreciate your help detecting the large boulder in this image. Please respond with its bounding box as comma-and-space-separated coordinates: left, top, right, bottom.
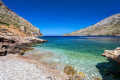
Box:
102, 47, 120, 63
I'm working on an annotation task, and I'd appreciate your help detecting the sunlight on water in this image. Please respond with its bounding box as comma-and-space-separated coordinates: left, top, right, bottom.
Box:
27, 36, 120, 80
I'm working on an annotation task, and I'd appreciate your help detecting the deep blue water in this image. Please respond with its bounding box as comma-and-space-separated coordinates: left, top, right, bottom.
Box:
31, 36, 120, 80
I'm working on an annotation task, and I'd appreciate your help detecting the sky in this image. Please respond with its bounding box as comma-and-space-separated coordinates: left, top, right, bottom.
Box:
2, 0, 120, 36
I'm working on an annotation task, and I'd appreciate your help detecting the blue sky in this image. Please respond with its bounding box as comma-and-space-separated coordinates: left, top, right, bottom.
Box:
3, 0, 120, 36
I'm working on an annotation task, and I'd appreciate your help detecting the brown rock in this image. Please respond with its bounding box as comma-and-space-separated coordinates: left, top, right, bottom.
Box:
78, 72, 85, 78
102, 47, 120, 63
64, 65, 77, 75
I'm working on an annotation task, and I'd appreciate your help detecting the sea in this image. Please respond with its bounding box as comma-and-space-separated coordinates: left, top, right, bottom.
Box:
26, 36, 120, 80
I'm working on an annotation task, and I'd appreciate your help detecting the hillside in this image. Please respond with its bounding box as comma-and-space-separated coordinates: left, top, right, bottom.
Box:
63, 13, 120, 36
0, 0, 47, 56
0, 0, 42, 37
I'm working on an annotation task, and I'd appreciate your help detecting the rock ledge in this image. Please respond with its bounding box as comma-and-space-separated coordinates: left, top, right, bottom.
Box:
102, 47, 120, 63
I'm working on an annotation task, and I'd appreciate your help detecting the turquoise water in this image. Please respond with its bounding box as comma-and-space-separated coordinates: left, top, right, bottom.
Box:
31, 36, 120, 80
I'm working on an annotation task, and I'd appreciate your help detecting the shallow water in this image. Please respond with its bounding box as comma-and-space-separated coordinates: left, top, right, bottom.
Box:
27, 36, 120, 80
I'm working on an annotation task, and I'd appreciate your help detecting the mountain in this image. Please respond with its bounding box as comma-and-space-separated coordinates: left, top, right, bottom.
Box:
0, 0, 42, 37
63, 13, 120, 36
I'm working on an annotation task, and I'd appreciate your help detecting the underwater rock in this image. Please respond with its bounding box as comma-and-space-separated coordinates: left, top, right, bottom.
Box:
93, 77, 102, 80
78, 72, 85, 78
64, 66, 85, 80
64, 65, 77, 76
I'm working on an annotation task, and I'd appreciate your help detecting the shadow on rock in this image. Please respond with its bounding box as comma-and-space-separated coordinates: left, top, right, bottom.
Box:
96, 59, 120, 80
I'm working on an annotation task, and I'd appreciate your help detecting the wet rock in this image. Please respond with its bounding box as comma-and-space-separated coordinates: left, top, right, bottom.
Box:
77, 72, 85, 78
64, 65, 77, 76
74, 76, 83, 80
64, 66, 84, 80
93, 77, 102, 80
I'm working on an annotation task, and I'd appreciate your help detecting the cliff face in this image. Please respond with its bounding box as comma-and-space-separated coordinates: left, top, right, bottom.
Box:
0, 0, 47, 56
63, 13, 120, 36
0, 0, 42, 37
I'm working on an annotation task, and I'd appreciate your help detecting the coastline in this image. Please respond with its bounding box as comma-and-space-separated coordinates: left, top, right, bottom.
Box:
25, 47, 103, 80
1, 36, 120, 80
0, 54, 67, 80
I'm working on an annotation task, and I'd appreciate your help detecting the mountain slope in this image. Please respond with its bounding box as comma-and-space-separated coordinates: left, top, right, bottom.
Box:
0, 0, 42, 37
0, 0, 47, 56
63, 13, 120, 36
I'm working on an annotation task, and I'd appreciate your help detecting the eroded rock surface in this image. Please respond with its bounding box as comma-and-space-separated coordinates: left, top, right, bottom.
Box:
0, 0, 47, 56
0, 27, 47, 56
102, 47, 120, 63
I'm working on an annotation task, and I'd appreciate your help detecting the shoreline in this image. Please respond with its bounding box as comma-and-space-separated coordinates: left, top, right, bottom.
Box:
0, 54, 67, 80
25, 48, 102, 80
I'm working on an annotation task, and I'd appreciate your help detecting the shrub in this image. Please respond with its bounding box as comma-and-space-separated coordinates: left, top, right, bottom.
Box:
0, 21, 9, 26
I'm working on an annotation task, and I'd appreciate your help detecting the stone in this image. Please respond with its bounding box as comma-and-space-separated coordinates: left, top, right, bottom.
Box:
74, 76, 83, 80
102, 47, 120, 63
20, 26, 26, 32
93, 77, 102, 80
64, 65, 77, 76
115, 47, 120, 53
78, 72, 85, 78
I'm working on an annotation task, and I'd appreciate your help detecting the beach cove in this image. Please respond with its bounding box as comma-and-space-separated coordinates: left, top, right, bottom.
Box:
25, 36, 120, 80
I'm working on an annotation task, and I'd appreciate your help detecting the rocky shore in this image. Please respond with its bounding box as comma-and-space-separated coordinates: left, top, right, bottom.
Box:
0, 25, 47, 56
102, 47, 120, 63
0, 0, 68, 80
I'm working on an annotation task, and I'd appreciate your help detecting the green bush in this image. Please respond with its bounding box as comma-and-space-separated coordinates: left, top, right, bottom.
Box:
0, 21, 9, 26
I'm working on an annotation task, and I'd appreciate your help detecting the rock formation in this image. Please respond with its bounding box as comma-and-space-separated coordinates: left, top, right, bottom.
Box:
0, 25, 47, 56
63, 13, 120, 36
0, 0, 42, 37
0, 0, 47, 56
0, 0, 3, 5
20, 26, 26, 32
102, 47, 120, 63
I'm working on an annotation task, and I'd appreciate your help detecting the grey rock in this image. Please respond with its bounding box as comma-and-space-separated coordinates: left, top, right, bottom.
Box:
20, 26, 26, 32
63, 13, 120, 36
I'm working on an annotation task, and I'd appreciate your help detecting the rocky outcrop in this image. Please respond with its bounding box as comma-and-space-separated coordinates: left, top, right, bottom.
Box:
0, 26, 47, 56
0, 0, 3, 5
102, 47, 120, 63
0, 0, 47, 56
20, 26, 26, 32
0, 37, 47, 56
0, 0, 42, 37
63, 13, 120, 36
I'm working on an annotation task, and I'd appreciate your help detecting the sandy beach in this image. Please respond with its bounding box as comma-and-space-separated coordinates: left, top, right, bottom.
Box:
0, 54, 67, 80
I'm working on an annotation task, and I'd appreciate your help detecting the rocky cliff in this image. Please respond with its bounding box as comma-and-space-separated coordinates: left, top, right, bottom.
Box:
0, 0, 46, 56
0, 0, 42, 37
63, 13, 120, 36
